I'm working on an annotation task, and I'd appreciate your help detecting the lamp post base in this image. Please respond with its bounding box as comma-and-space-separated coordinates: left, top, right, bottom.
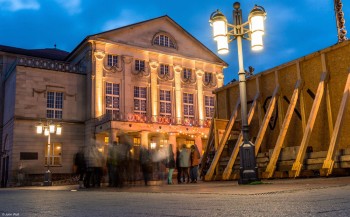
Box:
239, 141, 259, 184
43, 170, 52, 186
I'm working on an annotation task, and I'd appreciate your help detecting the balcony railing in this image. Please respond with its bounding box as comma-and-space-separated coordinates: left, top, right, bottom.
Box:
95, 113, 211, 128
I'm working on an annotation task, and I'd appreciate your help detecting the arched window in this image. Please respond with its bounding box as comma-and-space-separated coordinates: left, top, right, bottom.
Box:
152, 33, 177, 49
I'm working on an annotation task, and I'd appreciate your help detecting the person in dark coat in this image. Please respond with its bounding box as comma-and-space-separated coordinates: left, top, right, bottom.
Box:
74, 147, 86, 189
166, 144, 176, 184
140, 146, 152, 186
176, 147, 181, 184
107, 141, 118, 187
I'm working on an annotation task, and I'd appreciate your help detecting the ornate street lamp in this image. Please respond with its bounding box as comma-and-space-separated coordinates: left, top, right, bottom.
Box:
210, 2, 266, 184
36, 120, 62, 186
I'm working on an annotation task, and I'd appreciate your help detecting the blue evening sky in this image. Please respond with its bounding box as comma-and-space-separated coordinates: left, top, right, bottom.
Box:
0, 0, 348, 83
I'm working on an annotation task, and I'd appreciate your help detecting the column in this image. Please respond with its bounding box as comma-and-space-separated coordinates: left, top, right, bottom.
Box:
109, 128, 119, 143
149, 61, 159, 122
94, 50, 105, 118
173, 65, 182, 124
140, 131, 150, 148
196, 70, 204, 126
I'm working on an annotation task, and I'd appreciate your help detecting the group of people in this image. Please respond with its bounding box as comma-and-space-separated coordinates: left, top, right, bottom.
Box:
73, 139, 201, 188
165, 143, 201, 184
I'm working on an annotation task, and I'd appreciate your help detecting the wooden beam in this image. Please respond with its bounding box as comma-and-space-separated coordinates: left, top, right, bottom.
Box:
290, 72, 328, 178
255, 86, 280, 156
321, 71, 350, 176
263, 80, 302, 178
221, 93, 259, 180
296, 61, 307, 132
322, 54, 334, 138
204, 99, 240, 181
256, 76, 263, 127
275, 71, 284, 130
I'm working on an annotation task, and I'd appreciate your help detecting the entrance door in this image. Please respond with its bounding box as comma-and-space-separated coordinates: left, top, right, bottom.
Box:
1, 156, 9, 188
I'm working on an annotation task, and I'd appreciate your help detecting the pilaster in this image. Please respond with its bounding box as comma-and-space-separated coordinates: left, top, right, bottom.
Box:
196, 69, 204, 126
94, 50, 105, 118
216, 73, 224, 88
149, 61, 159, 121
173, 65, 182, 124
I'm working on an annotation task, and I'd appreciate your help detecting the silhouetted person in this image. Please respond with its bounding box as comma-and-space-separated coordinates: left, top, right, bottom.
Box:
74, 147, 86, 188
140, 146, 152, 186
166, 144, 176, 184
179, 144, 190, 183
107, 141, 118, 187
190, 144, 201, 183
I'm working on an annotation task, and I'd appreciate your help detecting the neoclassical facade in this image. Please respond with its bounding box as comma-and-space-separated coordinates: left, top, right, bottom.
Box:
0, 16, 226, 186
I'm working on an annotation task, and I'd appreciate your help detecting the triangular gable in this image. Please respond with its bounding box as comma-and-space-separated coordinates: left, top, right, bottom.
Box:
68, 16, 227, 66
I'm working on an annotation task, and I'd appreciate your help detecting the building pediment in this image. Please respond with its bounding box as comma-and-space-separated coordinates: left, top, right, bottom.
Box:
88, 16, 227, 66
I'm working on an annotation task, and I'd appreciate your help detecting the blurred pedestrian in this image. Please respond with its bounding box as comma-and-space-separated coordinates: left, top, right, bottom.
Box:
166, 144, 176, 184
179, 144, 190, 183
117, 133, 132, 188
176, 146, 181, 184
140, 146, 152, 186
190, 144, 201, 183
107, 141, 118, 187
84, 143, 104, 188
74, 147, 86, 188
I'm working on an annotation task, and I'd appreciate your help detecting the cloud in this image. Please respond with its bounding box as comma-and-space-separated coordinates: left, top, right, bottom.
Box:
102, 9, 145, 31
55, 0, 81, 15
0, 0, 40, 11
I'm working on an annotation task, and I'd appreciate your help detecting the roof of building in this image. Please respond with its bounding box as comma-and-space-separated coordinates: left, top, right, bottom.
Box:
0, 44, 69, 61
67, 15, 227, 66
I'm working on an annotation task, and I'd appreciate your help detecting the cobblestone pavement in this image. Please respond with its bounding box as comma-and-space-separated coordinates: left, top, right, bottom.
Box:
1, 177, 350, 217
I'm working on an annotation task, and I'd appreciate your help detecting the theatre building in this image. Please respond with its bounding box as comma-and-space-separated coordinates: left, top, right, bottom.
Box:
0, 16, 226, 186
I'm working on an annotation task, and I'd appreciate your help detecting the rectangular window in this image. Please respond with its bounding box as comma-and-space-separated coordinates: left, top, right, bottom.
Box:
205, 72, 213, 83
133, 137, 141, 146
108, 54, 118, 67
183, 68, 192, 79
183, 93, 194, 118
135, 60, 145, 71
134, 86, 147, 114
205, 96, 215, 119
160, 90, 171, 116
160, 64, 169, 75
105, 82, 120, 119
45, 143, 62, 166
47, 92, 63, 119
20, 152, 38, 160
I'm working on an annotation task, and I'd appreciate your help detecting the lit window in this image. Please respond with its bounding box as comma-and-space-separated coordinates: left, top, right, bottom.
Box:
205, 96, 215, 119
106, 82, 120, 119
160, 90, 171, 116
183, 68, 192, 79
134, 86, 147, 114
135, 60, 145, 71
133, 137, 141, 146
160, 64, 169, 76
153, 34, 176, 48
47, 92, 63, 119
107, 55, 118, 67
45, 143, 62, 166
183, 93, 194, 118
204, 72, 213, 83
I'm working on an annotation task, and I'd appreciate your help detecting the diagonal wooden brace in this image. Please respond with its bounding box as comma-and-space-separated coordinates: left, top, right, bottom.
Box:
221, 93, 259, 180
290, 72, 328, 178
320, 71, 350, 176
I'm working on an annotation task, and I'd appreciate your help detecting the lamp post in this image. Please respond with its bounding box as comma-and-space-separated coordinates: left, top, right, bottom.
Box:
36, 120, 62, 186
210, 2, 266, 184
